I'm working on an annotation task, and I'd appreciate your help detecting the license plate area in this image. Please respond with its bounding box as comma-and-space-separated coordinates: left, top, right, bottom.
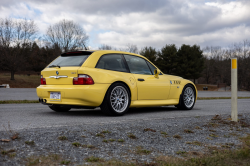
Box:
50, 92, 61, 101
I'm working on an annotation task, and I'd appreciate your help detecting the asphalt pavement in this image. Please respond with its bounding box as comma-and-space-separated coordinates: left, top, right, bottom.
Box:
0, 99, 249, 131
1, 88, 250, 101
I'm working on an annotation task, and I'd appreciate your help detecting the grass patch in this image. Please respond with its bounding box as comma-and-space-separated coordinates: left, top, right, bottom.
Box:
1, 150, 7, 155
60, 160, 70, 165
117, 139, 125, 143
197, 97, 250, 100
173, 135, 182, 139
195, 126, 202, 130
8, 153, 16, 158
135, 146, 151, 155
101, 130, 111, 134
186, 141, 202, 146
128, 133, 137, 139
0, 73, 40, 88
25, 141, 35, 145
72, 142, 81, 147
25, 154, 64, 166
109, 139, 116, 142
0, 100, 39, 104
96, 133, 105, 138
209, 134, 219, 138
144, 128, 156, 132
176, 151, 187, 155
58, 136, 67, 141
160, 131, 168, 137
184, 129, 194, 133
85, 156, 104, 162
102, 139, 108, 143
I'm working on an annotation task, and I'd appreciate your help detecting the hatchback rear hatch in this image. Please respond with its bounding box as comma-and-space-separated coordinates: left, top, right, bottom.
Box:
41, 51, 93, 85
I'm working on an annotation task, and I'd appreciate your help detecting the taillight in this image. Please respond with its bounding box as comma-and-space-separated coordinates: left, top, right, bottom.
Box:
41, 75, 46, 85
73, 74, 94, 85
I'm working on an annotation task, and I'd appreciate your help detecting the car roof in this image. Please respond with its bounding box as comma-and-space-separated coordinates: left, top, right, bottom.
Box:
62, 50, 145, 59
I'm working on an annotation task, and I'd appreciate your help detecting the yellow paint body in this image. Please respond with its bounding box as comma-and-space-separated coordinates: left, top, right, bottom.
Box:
36, 50, 197, 107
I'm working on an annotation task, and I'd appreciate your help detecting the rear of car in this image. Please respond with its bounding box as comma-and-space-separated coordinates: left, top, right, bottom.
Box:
37, 51, 109, 108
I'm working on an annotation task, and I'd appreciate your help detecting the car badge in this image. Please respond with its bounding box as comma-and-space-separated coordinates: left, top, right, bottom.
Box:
170, 80, 172, 84
56, 71, 59, 75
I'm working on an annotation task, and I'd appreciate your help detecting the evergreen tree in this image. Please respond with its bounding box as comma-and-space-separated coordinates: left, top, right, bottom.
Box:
175, 44, 205, 83
157, 44, 178, 74
140, 46, 157, 63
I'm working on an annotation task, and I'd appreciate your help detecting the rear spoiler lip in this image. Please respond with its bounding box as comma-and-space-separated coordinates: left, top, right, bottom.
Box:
61, 51, 94, 56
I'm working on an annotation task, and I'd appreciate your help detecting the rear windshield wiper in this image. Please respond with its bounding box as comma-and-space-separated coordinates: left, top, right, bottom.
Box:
49, 65, 61, 68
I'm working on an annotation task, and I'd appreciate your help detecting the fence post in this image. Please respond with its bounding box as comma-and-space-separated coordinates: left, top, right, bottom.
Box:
231, 58, 237, 122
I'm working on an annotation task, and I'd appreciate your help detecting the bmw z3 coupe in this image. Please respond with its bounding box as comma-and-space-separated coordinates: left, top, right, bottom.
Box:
37, 50, 197, 116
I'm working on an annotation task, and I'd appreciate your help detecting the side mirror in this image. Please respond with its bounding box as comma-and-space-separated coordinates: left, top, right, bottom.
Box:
154, 69, 160, 78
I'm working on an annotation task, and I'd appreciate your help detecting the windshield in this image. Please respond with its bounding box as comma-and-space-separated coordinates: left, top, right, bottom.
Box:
48, 55, 89, 67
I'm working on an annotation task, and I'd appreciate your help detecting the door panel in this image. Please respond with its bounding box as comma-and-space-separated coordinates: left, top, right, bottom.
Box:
133, 74, 170, 100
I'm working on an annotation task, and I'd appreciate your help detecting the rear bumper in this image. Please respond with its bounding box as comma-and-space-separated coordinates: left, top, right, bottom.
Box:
36, 84, 110, 107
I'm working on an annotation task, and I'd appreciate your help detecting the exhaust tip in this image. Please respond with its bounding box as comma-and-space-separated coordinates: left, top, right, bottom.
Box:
43, 99, 47, 103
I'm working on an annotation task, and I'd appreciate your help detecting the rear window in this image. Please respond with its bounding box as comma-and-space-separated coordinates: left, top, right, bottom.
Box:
48, 55, 89, 67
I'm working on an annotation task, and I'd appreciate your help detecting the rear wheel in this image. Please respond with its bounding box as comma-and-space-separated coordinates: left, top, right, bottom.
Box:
49, 105, 71, 112
101, 83, 131, 116
176, 84, 196, 110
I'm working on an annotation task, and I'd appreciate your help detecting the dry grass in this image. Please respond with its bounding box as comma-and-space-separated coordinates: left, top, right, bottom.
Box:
135, 146, 151, 155
23, 134, 250, 166
128, 133, 137, 139
173, 135, 182, 139
0, 100, 39, 104
144, 128, 156, 132
195, 84, 218, 91
0, 72, 40, 88
184, 129, 194, 133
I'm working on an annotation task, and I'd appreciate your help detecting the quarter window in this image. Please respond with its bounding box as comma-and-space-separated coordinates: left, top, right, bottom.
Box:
124, 55, 152, 75
96, 54, 128, 72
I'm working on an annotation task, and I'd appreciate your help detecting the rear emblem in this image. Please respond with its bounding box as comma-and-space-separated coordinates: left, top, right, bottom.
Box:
56, 71, 59, 75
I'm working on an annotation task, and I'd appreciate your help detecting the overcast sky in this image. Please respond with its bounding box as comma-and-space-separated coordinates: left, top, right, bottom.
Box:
0, 0, 249, 49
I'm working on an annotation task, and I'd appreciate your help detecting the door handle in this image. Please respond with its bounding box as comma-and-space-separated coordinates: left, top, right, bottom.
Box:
138, 78, 145, 81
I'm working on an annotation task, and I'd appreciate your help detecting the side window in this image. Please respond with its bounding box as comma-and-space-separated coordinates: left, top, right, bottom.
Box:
146, 61, 163, 75
124, 55, 152, 75
96, 54, 128, 72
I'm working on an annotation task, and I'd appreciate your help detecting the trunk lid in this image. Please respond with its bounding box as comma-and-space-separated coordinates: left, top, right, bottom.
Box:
42, 67, 79, 85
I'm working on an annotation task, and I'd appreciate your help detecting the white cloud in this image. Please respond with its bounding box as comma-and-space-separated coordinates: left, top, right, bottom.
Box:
0, 0, 249, 49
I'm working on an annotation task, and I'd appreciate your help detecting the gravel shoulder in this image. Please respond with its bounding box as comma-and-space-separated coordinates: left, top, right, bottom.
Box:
0, 113, 250, 166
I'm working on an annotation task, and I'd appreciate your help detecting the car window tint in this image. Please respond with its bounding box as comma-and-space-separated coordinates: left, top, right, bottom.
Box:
124, 55, 152, 75
146, 61, 163, 75
96, 54, 128, 72
48, 55, 89, 67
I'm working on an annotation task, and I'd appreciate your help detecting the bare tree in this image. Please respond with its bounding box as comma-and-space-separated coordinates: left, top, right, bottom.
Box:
98, 44, 114, 50
125, 43, 138, 54
0, 18, 38, 80
45, 19, 88, 52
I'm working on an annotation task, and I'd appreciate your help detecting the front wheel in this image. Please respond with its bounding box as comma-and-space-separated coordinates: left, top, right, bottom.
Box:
101, 83, 131, 116
176, 84, 196, 110
49, 105, 71, 112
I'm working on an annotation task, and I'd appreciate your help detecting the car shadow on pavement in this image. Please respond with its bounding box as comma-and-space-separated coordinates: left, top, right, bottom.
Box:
39, 106, 184, 117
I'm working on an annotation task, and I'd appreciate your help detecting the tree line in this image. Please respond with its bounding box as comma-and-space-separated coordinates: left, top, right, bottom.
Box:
0, 18, 249, 90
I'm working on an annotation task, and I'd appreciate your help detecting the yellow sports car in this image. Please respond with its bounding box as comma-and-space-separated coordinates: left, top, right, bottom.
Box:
37, 50, 197, 116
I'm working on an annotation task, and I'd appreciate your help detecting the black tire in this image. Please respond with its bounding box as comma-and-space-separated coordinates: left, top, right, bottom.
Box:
101, 83, 131, 116
48, 105, 71, 112
176, 84, 196, 110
